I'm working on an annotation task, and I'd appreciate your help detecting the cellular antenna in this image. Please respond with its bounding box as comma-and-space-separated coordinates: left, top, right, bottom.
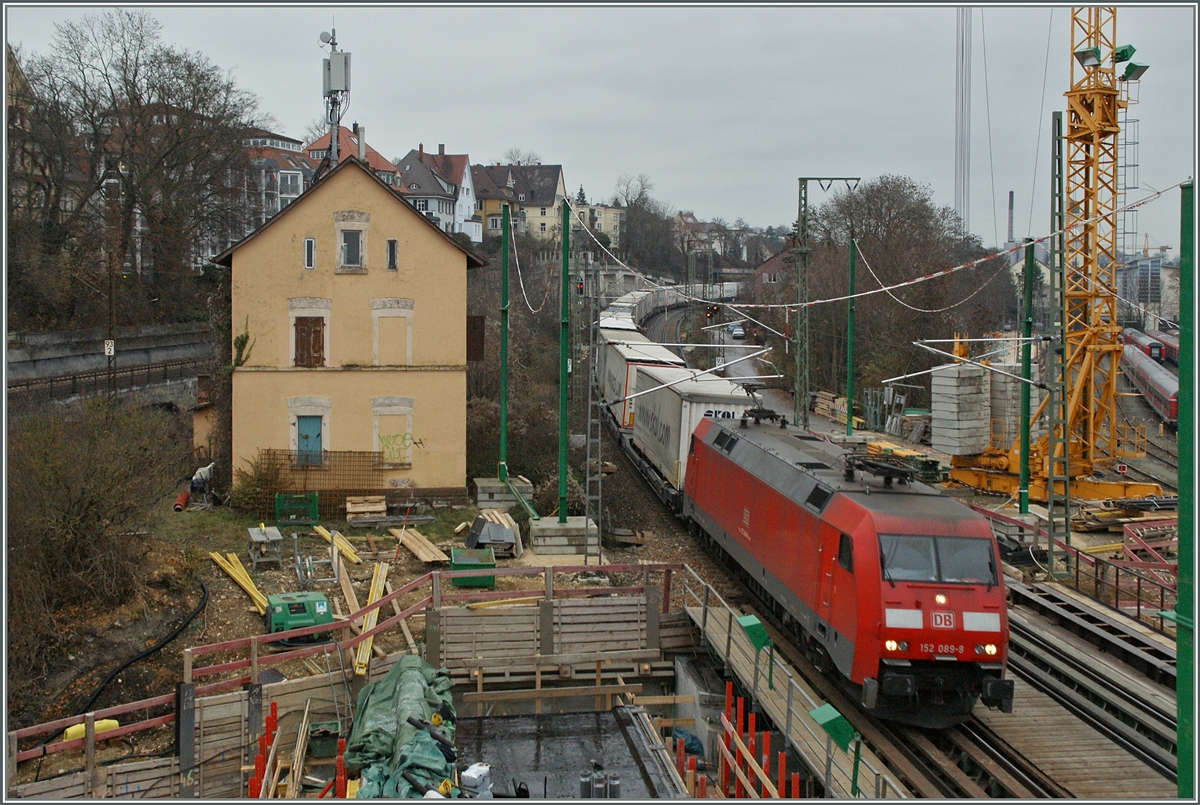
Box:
319, 28, 350, 171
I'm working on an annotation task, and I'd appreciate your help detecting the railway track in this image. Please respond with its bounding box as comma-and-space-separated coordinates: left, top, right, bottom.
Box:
736, 597, 1068, 798
1142, 437, 1178, 469
1005, 617, 1177, 781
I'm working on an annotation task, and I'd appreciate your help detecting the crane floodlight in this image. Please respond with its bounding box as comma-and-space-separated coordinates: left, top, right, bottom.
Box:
1122, 62, 1149, 81
1073, 46, 1101, 67
1113, 44, 1136, 63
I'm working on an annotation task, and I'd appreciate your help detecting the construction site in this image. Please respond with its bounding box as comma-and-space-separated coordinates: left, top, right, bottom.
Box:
4, 5, 1193, 802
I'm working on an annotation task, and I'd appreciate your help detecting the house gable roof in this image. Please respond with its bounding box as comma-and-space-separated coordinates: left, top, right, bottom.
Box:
213, 156, 485, 268
306, 126, 398, 177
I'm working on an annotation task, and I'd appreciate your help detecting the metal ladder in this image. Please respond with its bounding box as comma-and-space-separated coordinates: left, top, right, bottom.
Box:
583, 266, 603, 565
1046, 110, 1071, 576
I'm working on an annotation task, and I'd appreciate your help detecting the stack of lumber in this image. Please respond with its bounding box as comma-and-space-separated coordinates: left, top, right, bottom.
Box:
389, 526, 449, 563
315, 525, 361, 564
209, 552, 267, 614
345, 495, 386, 521
813, 391, 865, 429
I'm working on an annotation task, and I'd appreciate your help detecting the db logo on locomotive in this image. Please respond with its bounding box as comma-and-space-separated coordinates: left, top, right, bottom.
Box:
931, 611, 955, 629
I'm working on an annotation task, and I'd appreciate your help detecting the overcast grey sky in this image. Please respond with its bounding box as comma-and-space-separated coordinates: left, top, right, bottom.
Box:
6, 4, 1196, 256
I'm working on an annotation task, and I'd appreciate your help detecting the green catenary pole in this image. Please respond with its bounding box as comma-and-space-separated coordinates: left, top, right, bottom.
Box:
559, 202, 570, 523
498, 204, 510, 483
1176, 180, 1194, 799
1019, 239, 1034, 514
846, 238, 856, 436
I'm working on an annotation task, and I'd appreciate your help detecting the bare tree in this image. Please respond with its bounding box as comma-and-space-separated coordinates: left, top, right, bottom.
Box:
501, 147, 541, 165
7, 9, 266, 331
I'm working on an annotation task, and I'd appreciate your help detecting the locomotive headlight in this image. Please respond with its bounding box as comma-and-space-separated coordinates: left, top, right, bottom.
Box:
885, 640, 898, 651
975, 643, 998, 655
935, 594, 947, 605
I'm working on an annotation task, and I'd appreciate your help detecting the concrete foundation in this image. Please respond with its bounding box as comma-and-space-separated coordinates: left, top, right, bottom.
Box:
529, 516, 599, 555
473, 476, 534, 509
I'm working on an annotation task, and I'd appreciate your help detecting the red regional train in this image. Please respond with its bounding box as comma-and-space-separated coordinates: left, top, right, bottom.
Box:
681, 416, 1014, 728
1121, 328, 1164, 362
1121, 344, 1179, 424
1145, 328, 1180, 364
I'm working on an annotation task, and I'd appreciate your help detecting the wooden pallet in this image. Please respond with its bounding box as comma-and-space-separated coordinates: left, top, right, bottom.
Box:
388, 527, 449, 564
346, 496, 387, 521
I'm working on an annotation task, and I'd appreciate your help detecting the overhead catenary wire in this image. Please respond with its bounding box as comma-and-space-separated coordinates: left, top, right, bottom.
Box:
508, 214, 555, 314
854, 241, 1011, 314
1027, 7, 1056, 239
981, 9, 1000, 247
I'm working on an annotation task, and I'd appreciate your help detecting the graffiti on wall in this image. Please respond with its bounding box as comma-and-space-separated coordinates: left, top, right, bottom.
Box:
378, 432, 426, 462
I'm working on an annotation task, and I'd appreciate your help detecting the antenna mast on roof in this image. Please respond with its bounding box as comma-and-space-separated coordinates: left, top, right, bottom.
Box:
319, 27, 351, 170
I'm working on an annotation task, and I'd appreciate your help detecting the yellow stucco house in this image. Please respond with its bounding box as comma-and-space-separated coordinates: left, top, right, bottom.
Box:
216, 157, 485, 510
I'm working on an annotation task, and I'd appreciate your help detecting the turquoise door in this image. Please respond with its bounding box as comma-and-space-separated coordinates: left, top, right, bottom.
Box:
297, 415, 322, 465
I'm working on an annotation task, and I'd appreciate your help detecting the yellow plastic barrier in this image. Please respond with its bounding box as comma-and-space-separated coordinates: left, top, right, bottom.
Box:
63, 718, 119, 742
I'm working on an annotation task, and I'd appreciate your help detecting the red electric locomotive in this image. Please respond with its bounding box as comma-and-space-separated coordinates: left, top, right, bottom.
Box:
682, 416, 1013, 728
1145, 328, 1179, 364
1121, 328, 1164, 362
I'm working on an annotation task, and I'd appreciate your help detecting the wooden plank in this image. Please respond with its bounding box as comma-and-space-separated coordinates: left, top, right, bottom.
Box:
461, 684, 642, 703
629, 695, 695, 706
383, 581, 420, 655
338, 557, 362, 630
388, 527, 449, 564
354, 563, 390, 675
9, 771, 91, 798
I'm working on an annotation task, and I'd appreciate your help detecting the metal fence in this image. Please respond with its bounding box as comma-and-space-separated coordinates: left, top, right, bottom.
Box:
679, 566, 905, 799
6, 359, 200, 401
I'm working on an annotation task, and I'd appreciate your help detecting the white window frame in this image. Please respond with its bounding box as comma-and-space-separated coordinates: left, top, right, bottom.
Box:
288, 297, 331, 366
415, 199, 428, 212
371, 298, 414, 366
279, 170, 302, 197
288, 396, 332, 459
372, 396, 415, 468
334, 211, 369, 273
341, 229, 362, 267
304, 237, 316, 269
387, 239, 398, 270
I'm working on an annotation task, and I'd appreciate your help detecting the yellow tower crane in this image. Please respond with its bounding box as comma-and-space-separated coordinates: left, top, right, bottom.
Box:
949, 7, 1161, 501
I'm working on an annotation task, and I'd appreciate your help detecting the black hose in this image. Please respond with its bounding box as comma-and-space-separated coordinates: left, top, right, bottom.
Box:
73, 578, 209, 717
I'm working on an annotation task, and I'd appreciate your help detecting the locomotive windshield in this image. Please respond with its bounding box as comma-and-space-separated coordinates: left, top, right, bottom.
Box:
878, 534, 997, 585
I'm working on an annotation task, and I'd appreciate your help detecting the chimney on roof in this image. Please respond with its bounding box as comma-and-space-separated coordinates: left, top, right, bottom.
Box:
438, 144, 445, 155
352, 121, 359, 136
358, 126, 366, 161
419, 143, 424, 160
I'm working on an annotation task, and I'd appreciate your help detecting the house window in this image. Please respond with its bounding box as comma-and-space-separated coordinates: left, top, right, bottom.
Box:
289, 396, 332, 466
340, 230, 361, 267
416, 199, 428, 211
373, 396, 415, 468
540, 207, 546, 216
387, 239, 398, 270
294, 316, 325, 367
304, 238, 315, 269
518, 193, 525, 201
540, 222, 546, 233
489, 216, 501, 230
372, 298, 414, 366
279, 171, 301, 196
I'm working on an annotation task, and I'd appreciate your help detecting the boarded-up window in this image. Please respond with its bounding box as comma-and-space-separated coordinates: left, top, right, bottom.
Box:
466, 315, 485, 362
378, 317, 407, 366
295, 317, 325, 367
377, 414, 411, 464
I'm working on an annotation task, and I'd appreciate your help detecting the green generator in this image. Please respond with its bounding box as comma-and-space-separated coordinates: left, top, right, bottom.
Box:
265, 592, 333, 645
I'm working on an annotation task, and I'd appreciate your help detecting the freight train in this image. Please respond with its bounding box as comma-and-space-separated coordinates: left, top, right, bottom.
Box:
1121, 328, 1164, 362
594, 286, 1015, 728
1121, 344, 1179, 424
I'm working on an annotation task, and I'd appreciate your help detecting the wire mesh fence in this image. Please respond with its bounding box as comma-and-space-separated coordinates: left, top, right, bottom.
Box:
251, 449, 467, 521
